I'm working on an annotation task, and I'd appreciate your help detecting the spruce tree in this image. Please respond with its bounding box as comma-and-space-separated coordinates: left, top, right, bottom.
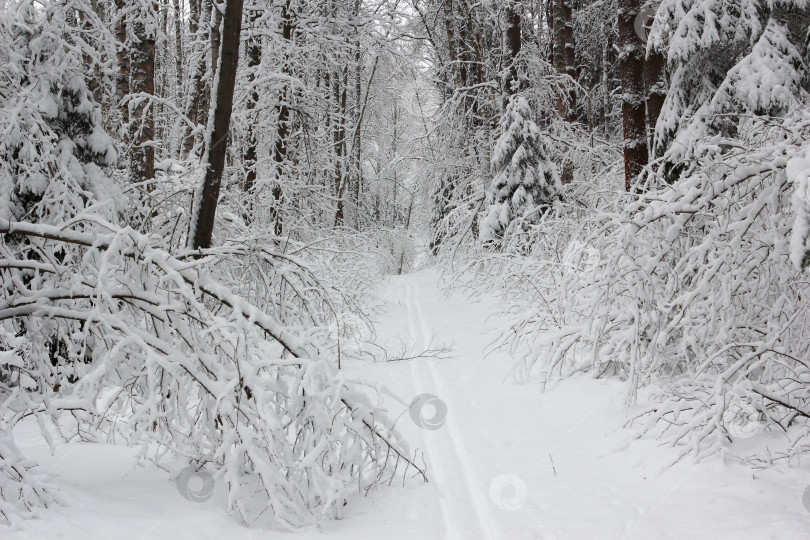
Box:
480, 96, 561, 245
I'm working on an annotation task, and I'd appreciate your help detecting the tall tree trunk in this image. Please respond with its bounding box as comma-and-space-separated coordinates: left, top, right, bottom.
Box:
617, 0, 650, 190
173, 0, 184, 94
210, 1, 222, 82
552, 0, 567, 117
601, 20, 610, 135
563, 0, 577, 121
243, 6, 261, 197
505, 2, 521, 97
270, 0, 293, 237
189, 0, 244, 250
442, 0, 459, 92
115, 0, 130, 133
130, 1, 157, 186
351, 0, 363, 227
182, 0, 210, 156
333, 67, 348, 228
644, 47, 668, 153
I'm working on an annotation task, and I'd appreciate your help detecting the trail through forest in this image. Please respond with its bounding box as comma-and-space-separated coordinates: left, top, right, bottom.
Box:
10, 269, 810, 539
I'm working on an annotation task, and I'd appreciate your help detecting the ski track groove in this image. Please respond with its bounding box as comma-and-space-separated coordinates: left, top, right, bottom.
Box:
402, 277, 502, 540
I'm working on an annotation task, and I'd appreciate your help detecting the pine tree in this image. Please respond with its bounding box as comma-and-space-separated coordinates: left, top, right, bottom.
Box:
480, 96, 560, 245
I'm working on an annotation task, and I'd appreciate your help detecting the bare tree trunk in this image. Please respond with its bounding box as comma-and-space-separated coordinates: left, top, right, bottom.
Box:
552, 0, 567, 117
601, 20, 610, 135
333, 67, 348, 228
617, 0, 650, 190
505, 2, 521, 97
210, 1, 222, 82
644, 47, 667, 153
115, 0, 130, 132
269, 0, 293, 236
242, 6, 261, 197
563, 0, 577, 121
189, 0, 244, 250
173, 0, 184, 94
182, 0, 210, 156
350, 0, 363, 228
130, 1, 157, 186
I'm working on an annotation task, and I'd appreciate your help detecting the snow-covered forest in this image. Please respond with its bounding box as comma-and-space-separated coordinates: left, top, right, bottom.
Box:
1, 0, 809, 537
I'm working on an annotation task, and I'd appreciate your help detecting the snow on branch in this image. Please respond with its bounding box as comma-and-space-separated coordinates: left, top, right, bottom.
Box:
0, 217, 424, 527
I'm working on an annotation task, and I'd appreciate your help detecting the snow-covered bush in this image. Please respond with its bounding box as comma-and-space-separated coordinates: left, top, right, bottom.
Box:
0, 4, 421, 528
0, 218, 422, 527
450, 2, 810, 465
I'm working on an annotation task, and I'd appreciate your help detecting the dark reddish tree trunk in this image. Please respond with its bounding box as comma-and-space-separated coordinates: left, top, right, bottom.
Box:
552, 0, 567, 117
644, 48, 668, 153
130, 1, 157, 186
189, 0, 244, 250
115, 0, 130, 130
617, 0, 649, 190
173, 0, 184, 93
505, 3, 521, 96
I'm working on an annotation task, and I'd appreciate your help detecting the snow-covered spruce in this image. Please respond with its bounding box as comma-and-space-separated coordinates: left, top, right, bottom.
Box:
480, 96, 560, 245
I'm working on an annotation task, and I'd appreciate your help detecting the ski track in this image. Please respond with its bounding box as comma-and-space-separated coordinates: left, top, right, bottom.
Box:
401, 276, 502, 540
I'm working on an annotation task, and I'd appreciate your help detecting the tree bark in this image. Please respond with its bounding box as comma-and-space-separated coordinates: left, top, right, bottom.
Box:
505, 2, 521, 97
182, 0, 210, 156
189, 0, 244, 250
269, 0, 293, 236
115, 0, 130, 130
130, 1, 157, 186
333, 67, 348, 227
617, 0, 649, 190
644, 46, 667, 153
552, 0, 567, 117
243, 5, 261, 196
173, 0, 184, 94
563, 0, 577, 121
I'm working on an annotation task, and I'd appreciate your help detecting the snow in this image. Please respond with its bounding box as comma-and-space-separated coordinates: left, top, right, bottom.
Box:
7, 269, 810, 539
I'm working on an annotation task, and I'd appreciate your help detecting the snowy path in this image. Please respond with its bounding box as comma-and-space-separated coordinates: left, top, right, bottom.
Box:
401, 277, 502, 540
7, 269, 810, 539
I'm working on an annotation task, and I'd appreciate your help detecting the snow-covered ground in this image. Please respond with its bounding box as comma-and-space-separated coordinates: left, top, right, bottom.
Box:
8, 270, 810, 539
